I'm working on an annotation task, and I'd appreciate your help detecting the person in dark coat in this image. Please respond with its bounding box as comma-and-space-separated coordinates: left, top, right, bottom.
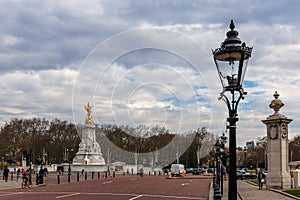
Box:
257, 170, 265, 190
3, 166, 9, 182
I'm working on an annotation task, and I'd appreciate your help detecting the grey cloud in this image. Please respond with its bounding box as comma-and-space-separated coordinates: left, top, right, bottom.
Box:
0, 0, 300, 146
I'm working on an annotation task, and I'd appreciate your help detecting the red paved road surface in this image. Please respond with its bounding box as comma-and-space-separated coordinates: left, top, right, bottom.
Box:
0, 175, 211, 200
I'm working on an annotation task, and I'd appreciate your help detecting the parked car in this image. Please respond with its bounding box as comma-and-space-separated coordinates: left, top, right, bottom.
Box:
236, 170, 257, 179
185, 168, 194, 174
192, 168, 202, 175
236, 170, 245, 180
192, 168, 208, 175
244, 172, 257, 179
263, 171, 268, 176
162, 166, 170, 174
207, 168, 215, 173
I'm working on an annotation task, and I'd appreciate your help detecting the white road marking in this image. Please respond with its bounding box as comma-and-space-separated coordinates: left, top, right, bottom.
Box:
56, 193, 80, 199
0, 192, 23, 197
129, 194, 143, 200
130, 178, 137, 180
102, 181, 113, 184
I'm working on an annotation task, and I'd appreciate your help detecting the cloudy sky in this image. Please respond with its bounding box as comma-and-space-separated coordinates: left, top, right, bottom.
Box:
1, 0, 300, 147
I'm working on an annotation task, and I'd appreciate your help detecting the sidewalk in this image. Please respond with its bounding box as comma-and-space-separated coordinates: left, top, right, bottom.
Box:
210, 180, 300, 200
0, 179, 22, 190
0, 175, 45, 190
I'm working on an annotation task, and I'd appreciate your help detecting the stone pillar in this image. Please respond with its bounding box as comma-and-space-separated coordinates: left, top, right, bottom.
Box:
262, 91, 292, 189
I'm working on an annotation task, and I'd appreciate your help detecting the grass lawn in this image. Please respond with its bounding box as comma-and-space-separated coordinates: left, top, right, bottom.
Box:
249, 180, 259, 185
249, 180, 300, 198
284, 190, 300, 197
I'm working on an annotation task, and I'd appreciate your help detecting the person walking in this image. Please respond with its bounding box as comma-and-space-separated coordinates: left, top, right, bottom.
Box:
21, 168, 28, 184
17, 168, 21, 182
3, 166, 9, 182
139, 168, 144, 177
258, 170, 265, 190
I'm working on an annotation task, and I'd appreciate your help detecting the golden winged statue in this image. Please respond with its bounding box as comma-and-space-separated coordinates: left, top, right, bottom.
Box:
84, 102, 93, 125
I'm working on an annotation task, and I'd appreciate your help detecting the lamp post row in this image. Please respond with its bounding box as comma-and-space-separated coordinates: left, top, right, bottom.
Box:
214, 133, 227, 198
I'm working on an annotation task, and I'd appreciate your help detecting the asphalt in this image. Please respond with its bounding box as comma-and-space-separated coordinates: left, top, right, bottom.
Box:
209, 179, 300, 200
2, 174, 300, 199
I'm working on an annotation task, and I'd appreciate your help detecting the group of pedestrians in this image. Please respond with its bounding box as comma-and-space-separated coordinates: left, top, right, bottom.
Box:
2, 166, 33, 186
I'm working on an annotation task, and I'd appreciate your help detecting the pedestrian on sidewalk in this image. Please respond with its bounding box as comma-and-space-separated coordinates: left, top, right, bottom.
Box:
258, 170, 265, 190
16, 168, 21, 182
3, 166, 9, 182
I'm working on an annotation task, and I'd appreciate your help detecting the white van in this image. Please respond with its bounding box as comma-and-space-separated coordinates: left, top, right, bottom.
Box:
171, 164, 185, 177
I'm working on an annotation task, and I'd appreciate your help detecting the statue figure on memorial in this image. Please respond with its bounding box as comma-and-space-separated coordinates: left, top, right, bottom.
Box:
84, 102, 93, 125
269, 91, 284, 115
72, 102, 105, 166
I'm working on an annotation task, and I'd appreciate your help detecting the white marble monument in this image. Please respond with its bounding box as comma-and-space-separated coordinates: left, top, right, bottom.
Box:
72, 103, 106, 172
262, 91, 292, 189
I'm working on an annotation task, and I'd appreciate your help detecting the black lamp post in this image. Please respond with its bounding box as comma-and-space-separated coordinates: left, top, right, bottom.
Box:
219, 133, 227, 195
212, 20, 252, 200
243, 146, 247, 169
214, 139, 221, 186
66, 147, 73, 182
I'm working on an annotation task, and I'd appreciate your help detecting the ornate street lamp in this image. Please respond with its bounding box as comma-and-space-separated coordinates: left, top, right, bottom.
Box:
212, 20, 252, 200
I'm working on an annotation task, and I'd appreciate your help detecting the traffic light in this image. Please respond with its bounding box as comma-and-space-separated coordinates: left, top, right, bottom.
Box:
23, 150, 27, 161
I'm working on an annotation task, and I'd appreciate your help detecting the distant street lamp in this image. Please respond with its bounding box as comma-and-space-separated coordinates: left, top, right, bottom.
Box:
243, 146, 247, 169
212, 20, 252, 200
176, 147, 180, 164
66, 147, 73, 182
219, 133, 227, 195
214, 139, 221, 186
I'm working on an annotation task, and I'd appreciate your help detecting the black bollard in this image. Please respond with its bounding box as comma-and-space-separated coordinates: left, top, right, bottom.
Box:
105, 171, 108, 178
98, 172, 100, 179
77, 172, 80, 182
214, 186, 221, 199
57, 174, 60, 184
113, 171, 115, 178
214, 193, 222, 200
11, 173, 13, 181
36, 174, 39, 185
92, 172, 94, 179
68, 173, 70, 183
85, 172, 87, 180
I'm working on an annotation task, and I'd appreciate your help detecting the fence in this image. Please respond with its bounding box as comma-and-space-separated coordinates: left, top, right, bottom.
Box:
2, 169, 164, 187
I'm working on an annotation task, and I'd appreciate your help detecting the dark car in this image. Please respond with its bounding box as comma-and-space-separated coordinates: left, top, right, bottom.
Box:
185, 168, 194, 174
192, 168, 206, 175
207, 168, 215, 173
162, 166, 170, 174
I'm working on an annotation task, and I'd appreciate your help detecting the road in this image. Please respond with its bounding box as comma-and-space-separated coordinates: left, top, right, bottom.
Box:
0, 175, 211, 200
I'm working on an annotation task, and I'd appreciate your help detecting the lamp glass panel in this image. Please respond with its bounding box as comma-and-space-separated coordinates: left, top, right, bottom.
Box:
215, 58, 240, 89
